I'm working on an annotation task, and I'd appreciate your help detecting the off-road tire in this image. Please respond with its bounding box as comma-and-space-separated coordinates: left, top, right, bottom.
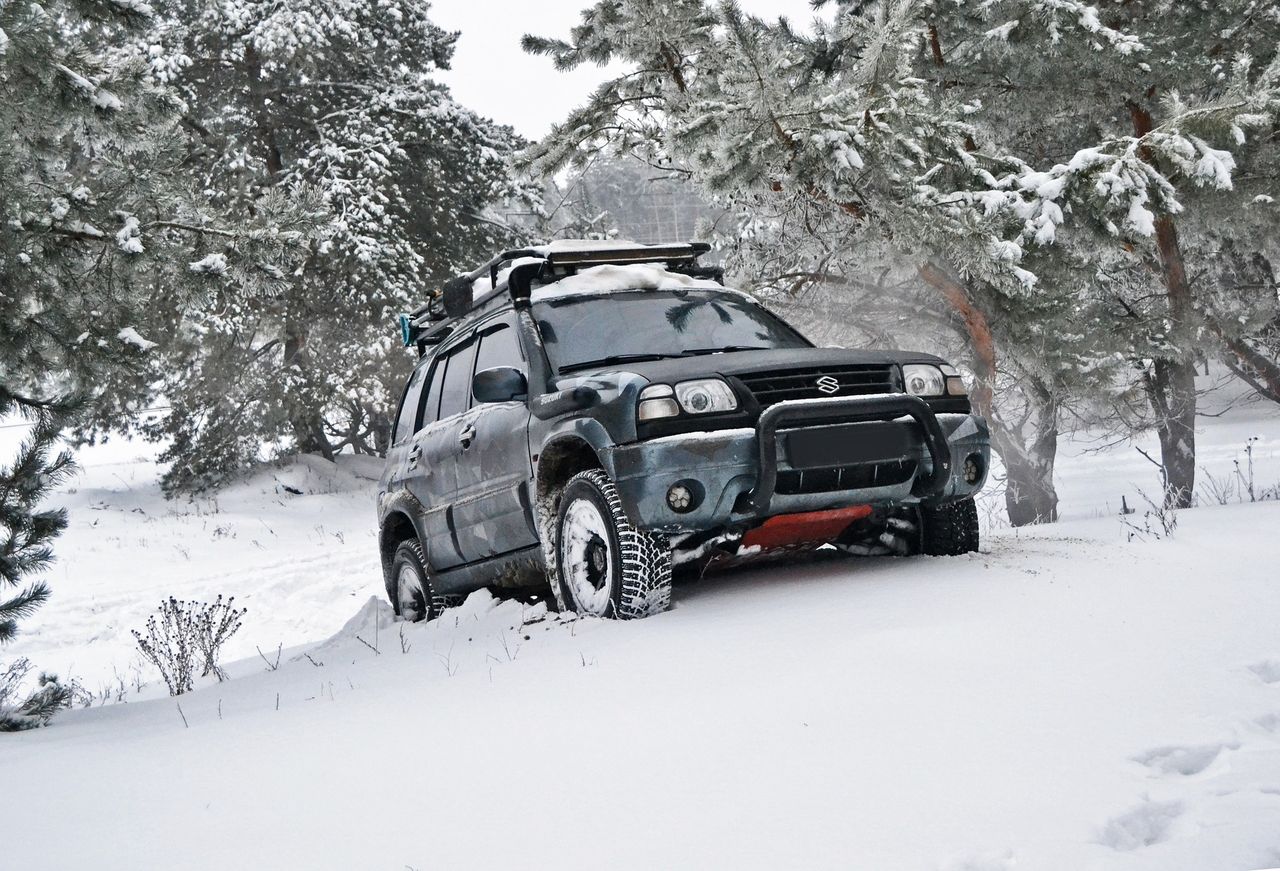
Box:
390, 539, 460, 621
551, 469, 672, 619
920, 497, 980, 556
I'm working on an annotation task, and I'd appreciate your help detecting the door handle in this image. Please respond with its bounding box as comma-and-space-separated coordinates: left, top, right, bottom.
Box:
459, 424, 477, 449
407, 444, 422, 469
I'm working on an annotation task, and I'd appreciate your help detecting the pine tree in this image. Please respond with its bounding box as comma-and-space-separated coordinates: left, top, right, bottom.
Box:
911, 0, 1280, 506
119, 0, 538, 490
524, 0, 1280, 517
0, 406, 75, 646
522, 0, 1104, 523
0, 0, 177, 729
1, 0, 311, 726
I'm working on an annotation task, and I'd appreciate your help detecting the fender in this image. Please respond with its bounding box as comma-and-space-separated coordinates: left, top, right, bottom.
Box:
533, 370, 649, 469
537, 417, 620, 478
378, 489, 433, 578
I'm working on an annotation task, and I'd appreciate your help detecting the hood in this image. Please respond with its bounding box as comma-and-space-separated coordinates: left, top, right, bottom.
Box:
553, 346, 947, 387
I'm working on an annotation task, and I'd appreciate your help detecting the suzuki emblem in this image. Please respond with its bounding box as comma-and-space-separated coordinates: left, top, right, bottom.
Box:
815, 375, 840, 395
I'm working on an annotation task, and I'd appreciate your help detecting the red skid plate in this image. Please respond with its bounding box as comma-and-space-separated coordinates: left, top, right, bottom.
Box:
740, 505, 873, 551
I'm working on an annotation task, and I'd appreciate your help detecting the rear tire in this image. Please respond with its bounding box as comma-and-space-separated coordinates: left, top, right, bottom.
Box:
552, 469, 672, 619
920, 497, 980, 556
390, 539, 457, 622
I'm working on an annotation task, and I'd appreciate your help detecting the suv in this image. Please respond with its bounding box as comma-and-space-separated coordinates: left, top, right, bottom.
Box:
378, 241, 989, 621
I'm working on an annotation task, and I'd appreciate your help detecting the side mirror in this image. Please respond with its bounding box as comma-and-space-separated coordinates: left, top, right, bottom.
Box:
472, 366, 528, 403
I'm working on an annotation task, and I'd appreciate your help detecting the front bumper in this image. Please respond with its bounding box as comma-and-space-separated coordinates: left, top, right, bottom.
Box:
604, 395, 990, 534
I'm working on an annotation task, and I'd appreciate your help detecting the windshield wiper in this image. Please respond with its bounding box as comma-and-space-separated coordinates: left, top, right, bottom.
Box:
679, 345, 769, 356
559, 353, 684, 373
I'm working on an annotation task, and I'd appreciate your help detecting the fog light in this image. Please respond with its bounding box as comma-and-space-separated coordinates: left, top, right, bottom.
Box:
666, 480, 702, 513
963, 454, 983, 485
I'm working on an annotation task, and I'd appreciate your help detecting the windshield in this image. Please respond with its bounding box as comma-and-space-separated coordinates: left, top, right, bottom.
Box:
533, 289, 810, 373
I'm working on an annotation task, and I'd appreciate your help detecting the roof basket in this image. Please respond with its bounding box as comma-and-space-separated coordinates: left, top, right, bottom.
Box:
397, 240, 715, 353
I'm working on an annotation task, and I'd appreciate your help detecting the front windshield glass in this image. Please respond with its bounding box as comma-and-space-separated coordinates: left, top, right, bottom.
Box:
533, 289, 810, 373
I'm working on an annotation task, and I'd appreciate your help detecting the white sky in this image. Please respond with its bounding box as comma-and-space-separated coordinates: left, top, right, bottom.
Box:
428, 0, 823, 140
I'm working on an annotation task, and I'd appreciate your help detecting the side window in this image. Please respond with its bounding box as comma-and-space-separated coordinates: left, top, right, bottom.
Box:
392, 363, 429, 445
436, 338, 478, 421
473, 324, 525, 376
421, 356, 446, 429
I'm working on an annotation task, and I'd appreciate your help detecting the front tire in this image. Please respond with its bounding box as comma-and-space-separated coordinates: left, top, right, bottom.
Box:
553, 469, 672, 619
920, 497, 980, 556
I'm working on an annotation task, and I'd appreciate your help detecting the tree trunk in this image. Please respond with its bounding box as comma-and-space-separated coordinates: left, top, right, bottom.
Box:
917, 262, 996, 415
370, 409, 392, 457
917, 261, 1061, 525
1130, 102, 1197, 508
990, 385, 1060, 526
283, 327, 334, 460
247, 42, 328, 459
1220, 343, 1280, 404
243, 44, 284, 179
1144, 357, 1197, 507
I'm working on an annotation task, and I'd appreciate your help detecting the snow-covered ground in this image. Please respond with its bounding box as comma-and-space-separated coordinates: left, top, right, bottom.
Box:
3, 392, 1280, 870
2, 444, 388, 687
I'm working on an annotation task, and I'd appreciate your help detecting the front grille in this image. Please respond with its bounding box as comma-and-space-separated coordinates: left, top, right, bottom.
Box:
736, 364, 896, 409
776, 459, 917, 495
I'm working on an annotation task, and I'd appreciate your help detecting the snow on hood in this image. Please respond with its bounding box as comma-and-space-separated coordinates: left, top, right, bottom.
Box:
531, 263, 737, 301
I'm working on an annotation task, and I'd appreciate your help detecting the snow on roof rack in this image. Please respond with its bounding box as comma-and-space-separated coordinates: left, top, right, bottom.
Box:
397, 240, 714, 353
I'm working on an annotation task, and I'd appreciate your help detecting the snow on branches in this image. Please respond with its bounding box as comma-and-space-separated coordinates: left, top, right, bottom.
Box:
525, 0, 1280, 515
119, 0, 536, 489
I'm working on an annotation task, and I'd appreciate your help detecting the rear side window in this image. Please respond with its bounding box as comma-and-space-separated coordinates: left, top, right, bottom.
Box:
436, 338, 478, 421
474, 324, 525, 375
392, 363, 430, 445
420, 356, 446, 429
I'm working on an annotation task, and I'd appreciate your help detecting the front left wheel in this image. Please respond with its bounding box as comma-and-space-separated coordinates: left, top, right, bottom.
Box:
553, 469, 672, 619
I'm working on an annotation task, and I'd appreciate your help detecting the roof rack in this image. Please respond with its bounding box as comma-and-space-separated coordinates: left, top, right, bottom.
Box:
398, 240, 716, 353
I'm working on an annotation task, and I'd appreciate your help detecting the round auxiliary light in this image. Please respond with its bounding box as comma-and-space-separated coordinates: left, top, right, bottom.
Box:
666, 480, 702, 513
963, 454, 984, 485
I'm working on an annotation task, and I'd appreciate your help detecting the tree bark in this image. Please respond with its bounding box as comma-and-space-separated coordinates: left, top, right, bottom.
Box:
246, 42, 331, 459
1129, 101, 1197, 508
243, 44, 283, 178
1202, 313, 1280, 404
990, 382, 1060, 526
1143, 357, 1196, 507
917, 262, 996, 415
283, 327, 333, 460
370, 409, 392, 457
918, 262, 1061, 525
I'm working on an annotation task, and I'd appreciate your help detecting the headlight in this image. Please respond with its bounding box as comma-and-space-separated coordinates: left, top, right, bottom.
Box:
638, 384, 679, 421
903, 364, 945, 397
674, 378, 739, 414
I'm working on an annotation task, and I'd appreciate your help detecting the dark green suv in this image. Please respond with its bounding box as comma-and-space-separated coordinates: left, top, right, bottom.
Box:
378, 242, 990, 621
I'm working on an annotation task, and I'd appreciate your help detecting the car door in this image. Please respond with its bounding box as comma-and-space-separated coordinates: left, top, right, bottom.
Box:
404, 333, 477, 571
451, 318, 538, 563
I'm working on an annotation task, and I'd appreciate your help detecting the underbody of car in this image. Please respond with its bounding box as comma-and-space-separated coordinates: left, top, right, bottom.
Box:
377, 241, 991, 621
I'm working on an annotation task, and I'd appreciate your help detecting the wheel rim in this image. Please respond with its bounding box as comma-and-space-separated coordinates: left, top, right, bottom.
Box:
397, 564, 427, 621
560, 496, 614, 616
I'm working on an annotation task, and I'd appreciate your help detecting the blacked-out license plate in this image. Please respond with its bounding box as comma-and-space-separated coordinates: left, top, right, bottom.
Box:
784, 422, 915, 469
